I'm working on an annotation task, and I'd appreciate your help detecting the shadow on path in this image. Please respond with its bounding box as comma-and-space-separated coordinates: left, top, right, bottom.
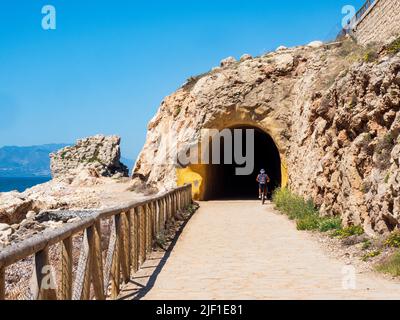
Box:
118, 210, 195, 300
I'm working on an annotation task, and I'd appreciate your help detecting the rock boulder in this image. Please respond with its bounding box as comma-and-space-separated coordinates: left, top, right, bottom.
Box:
50, 135, 129, 180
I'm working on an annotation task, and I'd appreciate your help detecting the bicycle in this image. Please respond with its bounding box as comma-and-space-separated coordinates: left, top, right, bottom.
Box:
260, 184, 267, 205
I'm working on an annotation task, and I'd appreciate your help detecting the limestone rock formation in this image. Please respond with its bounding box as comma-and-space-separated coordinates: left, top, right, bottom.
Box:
50, 135, 129, 180
307, 41, 324, 48
135, 40, 400, 235
220, 56, 237, 67
240, 54, 253, 62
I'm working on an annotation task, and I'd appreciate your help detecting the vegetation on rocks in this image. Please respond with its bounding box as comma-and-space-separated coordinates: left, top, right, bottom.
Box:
337, 39, 380, 64
362, 240, 372, 250
384, 231, 400, 248
387, 36, 400, 54
362, 250, 382, 262
377, 251, 400, 277
331, 226, 365, 239
272, 188, 342, 232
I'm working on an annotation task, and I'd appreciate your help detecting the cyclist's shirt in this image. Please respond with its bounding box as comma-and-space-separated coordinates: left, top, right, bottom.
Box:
257, 173, 268, 185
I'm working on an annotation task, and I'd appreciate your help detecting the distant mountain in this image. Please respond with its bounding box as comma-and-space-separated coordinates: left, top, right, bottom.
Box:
0, 144, 70, 177
0, 144, 135, 177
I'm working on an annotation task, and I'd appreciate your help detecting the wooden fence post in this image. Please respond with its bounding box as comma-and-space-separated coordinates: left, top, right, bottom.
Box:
60, 237, 73, 300
154, 200, 158, 234
158, 200, 162, 232
104, 217, 116, 297
129, 208, 139, 274
73, 228, 92, 300
187, 187, 191, 206
161, 198, 166, 231
151, 202, 155, 245
110, 214, 122, 299
174, 192, 178, 215
151, 201, 156, 239
91, 221, 105, 300
139, 206, 146, 265
165, 195, 170, 220
147, 204, 153, 253
32, 246, 58, 300
120, 212, 130, 284
164, 197, 168, 222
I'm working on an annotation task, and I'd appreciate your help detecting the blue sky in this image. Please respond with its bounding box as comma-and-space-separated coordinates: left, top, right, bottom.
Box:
0, 0, 365, 160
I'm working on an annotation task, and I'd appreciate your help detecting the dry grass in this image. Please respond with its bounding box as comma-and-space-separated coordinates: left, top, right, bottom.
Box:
376, 251, 400, 277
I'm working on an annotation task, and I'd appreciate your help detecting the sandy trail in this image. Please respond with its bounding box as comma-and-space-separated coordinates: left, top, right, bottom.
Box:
121, 201, 400, 300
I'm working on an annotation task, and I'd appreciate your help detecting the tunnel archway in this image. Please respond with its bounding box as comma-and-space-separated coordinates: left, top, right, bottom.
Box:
204, 126, 282, 200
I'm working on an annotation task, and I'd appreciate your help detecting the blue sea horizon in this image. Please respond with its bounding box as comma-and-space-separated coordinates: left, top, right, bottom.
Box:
0, 177, 51, 193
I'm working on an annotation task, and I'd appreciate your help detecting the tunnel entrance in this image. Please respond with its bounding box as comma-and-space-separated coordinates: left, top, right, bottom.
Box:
205, 126, 281, 200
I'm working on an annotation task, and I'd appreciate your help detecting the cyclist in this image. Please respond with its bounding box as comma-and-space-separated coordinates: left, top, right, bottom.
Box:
256, 169, 270, 200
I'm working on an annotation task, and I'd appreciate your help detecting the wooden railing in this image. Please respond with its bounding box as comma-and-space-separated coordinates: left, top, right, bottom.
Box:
338, 0, 377, 38
0, 184, 192, 300
354, 0, 376, 22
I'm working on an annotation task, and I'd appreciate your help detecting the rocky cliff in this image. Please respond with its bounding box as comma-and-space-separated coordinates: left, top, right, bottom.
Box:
135, 39, 400, 235
50, 135, 129, 180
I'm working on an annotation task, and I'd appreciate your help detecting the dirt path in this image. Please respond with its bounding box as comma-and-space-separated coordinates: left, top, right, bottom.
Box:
122, 201, 400, 300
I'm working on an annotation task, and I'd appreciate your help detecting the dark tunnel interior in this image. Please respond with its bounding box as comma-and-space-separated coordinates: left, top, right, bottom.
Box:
205, 126, 282, 200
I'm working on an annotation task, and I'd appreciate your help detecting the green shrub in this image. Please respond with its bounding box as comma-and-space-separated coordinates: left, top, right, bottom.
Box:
362, 44, 379, 63
297, 215, 320, 231
376, 251, 400, 277
362, 250, 381, 262
174, 106, 182, 117
363, 51, 378, 63
332, 225, 364, 239
272, 188, 318, 220
155, 232, 167, 249
187, 203, 198, 214
273, 188, 342, 232
318, 217, 342, 232
362, 240, 372, 251
387, 37, 400, 54
349, 95, 358, 108
337, 39, 359, 58
385, 231, 400, 248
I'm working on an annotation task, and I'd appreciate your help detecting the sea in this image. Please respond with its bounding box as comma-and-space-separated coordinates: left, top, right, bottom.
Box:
0, 177, 51, 193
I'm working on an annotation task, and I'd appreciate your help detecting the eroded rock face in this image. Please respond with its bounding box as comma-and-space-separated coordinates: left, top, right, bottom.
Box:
135, 41, 400, 234
50, 135, 129, 180
301, 55, 400, 234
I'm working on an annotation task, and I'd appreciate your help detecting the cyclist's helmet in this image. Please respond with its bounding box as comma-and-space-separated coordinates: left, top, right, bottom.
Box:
260, 169, 266, 174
